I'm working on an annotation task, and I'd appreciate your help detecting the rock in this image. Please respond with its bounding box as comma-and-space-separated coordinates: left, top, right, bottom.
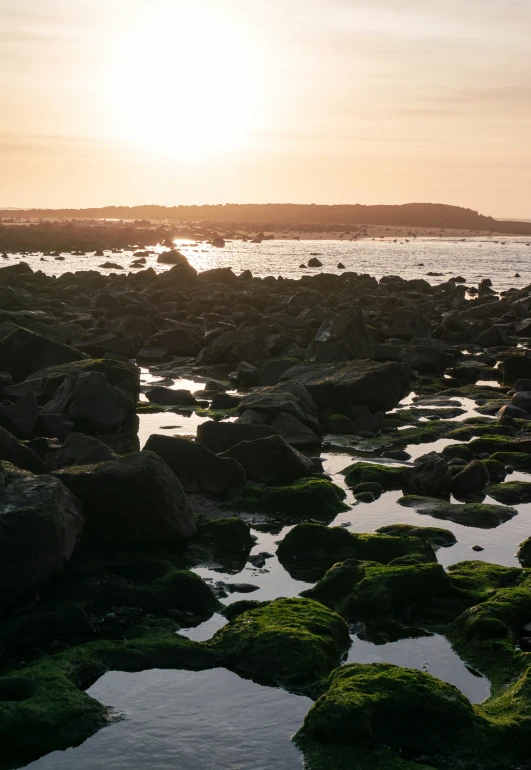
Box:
355, 491, 375, 502
381, 449, 411, 461
210, 393, 240, 409
476, 325, 508, 347
308, 257, 323, 267
259, 358, 300, 386
313, 309, 373, 360
502, 355, 531, 385
0, 464, 85, 614
497, 404, 530, 419
156, 249, 188, 264
226, 478, 349, 517
148, 325, 203, 356
487, 481, 531, 504
53, 451, 196, 544
343, 462, 406, 491
42, 371, 134, 432
211, 597, 350, 687
280, 360, 411, 413
297, 663, 480, 757
143, 434, 245, 495
399, 345, 454, 373
403, 454, 452, 498
271, 412, 321, 450
0, 391, 39, 439
44, 433, 117, 472
0, 425, 45, 473
517, 537, 531, 567
145, 387, 198, 406
35, 413, 74, 442
377, 523, 456, 549
197, 420, 278, 454
232, 361, 260, 387
398, 495, 517, 528
382, 308, 431, 340
220, 434, 314, 485
0, 328, 86, 382
472, 545, 484, 552
352, 481, 382, 497
512, 390, 531, 413
450, 460, 490, 498
239, 382, 320, 431
225, 583, 259, 593
71, 330, 135, 359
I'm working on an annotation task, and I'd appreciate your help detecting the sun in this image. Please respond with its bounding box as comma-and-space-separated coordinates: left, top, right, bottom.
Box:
109, 3, 260, 158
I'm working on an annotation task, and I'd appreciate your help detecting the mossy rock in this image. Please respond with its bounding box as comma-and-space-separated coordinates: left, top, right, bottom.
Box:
296, 740, 433, 770
398, 495, 517, 529
487, 481, 531, 505
296, 663, 481, 758
516, 537, 531, 567
342, 462, 406, 491
468, 435, 517, 454
0, 602, 94, 658
224, 479, 349, 517
276, 523, 436, 581
0, 625, 215, 767
209, 597, 350, 689
482, 458, 507, 482
193, 516, 254, 555
442, 443, 473, 461
447, 561, 522, 604
489, 452, 531, 469
376, 523, 457, 549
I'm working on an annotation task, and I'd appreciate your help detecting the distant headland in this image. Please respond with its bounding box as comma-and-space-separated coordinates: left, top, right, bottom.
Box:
1, 202, 531, 235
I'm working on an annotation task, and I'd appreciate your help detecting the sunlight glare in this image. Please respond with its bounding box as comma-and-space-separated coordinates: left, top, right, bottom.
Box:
110, 3, 260, 158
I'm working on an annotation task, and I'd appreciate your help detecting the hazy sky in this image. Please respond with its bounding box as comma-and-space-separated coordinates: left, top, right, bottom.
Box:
1, 0, 530, 215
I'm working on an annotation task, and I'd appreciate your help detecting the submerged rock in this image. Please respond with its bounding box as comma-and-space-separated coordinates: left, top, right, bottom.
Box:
225, 478, 349, 517
399, 495, 517, 528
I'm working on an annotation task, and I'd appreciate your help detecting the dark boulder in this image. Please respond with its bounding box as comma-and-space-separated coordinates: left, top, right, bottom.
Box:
0, 464, 85, 614
54, 451, 195, 544
44, 433, 117, 472
220, 434, 314, 485
313, 309, 373, 360
196, 420, 278, 454
0, 391, 38, 439
0, 425, 45, 473
143, 434, 245, 495
450, 460, 490, 498
148, 325, 203, 356
42, 371, 134, 432
0, 328, 86, 382
280, 360, 411, 413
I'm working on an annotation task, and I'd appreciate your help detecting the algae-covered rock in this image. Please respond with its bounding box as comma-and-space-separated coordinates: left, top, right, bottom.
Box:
398, 495, 517, 528
442, 443, 473, 461
210, 597, 350, 688
446, 561, 522, 604
297, 663, 481, 757
225, 478, 349, 517
276, 523, 435, 580
489, 451, 531, 469
193, 516, 254, 555
377, 523, 457, 549
517, 537, 531, 567
342, 462, 406, 491
487, 481, 531, 505
450, 459, 490, 498
0, 627, 215, 767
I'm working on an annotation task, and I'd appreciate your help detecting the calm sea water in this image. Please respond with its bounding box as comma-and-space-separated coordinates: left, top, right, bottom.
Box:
7, 236, 531, 290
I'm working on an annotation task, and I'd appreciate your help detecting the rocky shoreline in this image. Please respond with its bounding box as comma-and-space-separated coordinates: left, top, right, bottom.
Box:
0, 252, 531, 769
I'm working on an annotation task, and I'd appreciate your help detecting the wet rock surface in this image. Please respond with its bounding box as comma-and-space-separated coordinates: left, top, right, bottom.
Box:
1, 255, 531, 769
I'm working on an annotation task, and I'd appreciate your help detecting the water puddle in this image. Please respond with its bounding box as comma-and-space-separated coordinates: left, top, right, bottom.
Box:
347, 633, 489, 703
25, 668, 310, 770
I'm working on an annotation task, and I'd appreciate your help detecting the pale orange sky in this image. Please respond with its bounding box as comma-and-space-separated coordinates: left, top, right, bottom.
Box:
1, 0, 530, 217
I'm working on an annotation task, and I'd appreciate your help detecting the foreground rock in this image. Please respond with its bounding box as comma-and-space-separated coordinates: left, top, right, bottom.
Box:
211, 597, 350, 688
54, 451, 196, 544
0, 463, 85, 614
0, 328, 86, 382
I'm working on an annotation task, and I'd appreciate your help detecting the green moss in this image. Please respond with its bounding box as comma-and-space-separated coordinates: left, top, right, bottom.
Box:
136, 402, 164, 413
398, 495, 517, 529
483, 458, 507, 482
516, 537, 531, 567
295, 740, 433, 770
210, 597, 350, 689
487, 481, 531, 505
342, 462, 406, 490
0, 625, 216, 767
442, 443, 473, 461
193, 516, 254, 555
468, 435, 516, 454
446, 561, 522, 604
489, 452, 531, 469
195, 407, 239, 419
296, 663, 481, 757
376, 523, 457, 549
224, 479, 349, 517
276, 523, 436, 581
